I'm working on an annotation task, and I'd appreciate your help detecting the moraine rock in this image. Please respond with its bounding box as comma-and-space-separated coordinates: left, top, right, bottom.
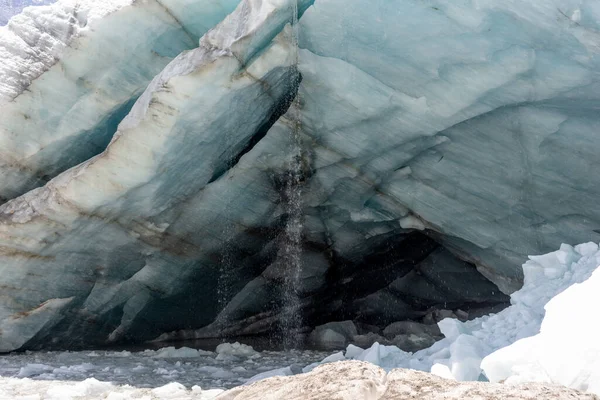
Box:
382, 321, 442, 340
216, 360, 599, 400
308, 321, 358, 350
382, 321, 443, 352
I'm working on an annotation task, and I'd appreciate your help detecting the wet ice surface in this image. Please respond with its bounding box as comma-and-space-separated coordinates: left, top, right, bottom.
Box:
0, 343, 330, 390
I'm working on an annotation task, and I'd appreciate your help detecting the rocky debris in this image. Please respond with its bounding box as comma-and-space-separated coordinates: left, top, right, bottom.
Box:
356, 323, 381, 335
383, 321, 444, 352
389, 334, 438, 353
308, 319, 448, 353
216, 360, 599, 400
351, 333, 389, 350
382, 321, 442, 339
308, 321, 358, 350
351, 332, 440, 354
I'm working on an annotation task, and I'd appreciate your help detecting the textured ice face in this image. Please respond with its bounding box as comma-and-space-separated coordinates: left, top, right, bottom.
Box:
0, 0, 307, 352
294, 0, 600, 292
0, 0, 240, 201
0, 0, 598, 351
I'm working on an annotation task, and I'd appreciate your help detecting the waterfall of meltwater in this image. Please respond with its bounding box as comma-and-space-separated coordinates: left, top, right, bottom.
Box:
215, 222, 234, 326
279, 0, 305, 349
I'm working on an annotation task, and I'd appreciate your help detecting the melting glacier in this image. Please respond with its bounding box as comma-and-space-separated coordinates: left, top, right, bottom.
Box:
0, 0, 600, 397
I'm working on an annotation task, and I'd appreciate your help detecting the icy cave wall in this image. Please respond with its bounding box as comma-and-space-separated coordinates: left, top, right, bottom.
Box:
0, 0, 599, 351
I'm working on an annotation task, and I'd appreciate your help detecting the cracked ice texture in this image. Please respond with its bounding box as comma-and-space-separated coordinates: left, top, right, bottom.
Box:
0, 0, 600, 351
0, 0, 239, 201
0, 0, 308, 352
294, 0, 600, 292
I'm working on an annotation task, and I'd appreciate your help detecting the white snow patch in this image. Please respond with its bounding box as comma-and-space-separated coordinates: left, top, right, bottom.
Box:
482, 264, 600, 394
151, 382, 188, 398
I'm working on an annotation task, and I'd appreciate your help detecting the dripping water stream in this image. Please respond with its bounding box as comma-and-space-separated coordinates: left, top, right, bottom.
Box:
216, 223, 234, 325
215, 96, 237, 324
278, 0, 305, 349
214, 0, 305, 346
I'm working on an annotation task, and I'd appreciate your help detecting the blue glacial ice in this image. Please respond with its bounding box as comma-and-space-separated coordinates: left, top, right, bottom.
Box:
0, 0, 599, 354
0, 0, 308, 352
295, 0, 600, 291
0, 0, 239, 200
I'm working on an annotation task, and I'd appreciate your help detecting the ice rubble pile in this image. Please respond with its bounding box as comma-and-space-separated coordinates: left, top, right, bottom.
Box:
0, 341, 331, 394
482, 259, 600, 393
289, 243, 600, 394
0, 376, 225, 400
146, 341, 259, 361
150, 346, 214, 359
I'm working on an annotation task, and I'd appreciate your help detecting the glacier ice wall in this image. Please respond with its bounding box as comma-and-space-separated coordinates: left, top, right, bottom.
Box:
0, 0, 239, 202
0, 0, 599, 350
0, 0, 313, 352
295, 0, 600, 292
